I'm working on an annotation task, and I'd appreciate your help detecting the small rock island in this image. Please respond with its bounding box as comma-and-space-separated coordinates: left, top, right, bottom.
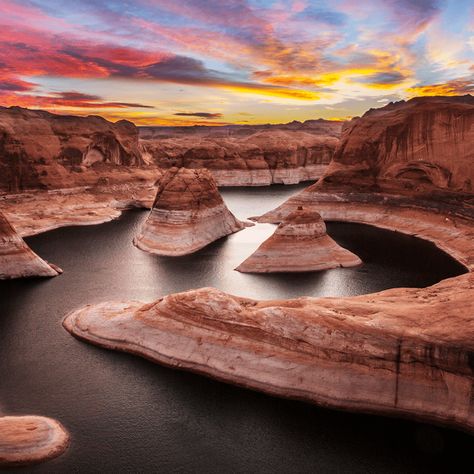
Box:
133, 167, 248, 256
236, 207, 361, 272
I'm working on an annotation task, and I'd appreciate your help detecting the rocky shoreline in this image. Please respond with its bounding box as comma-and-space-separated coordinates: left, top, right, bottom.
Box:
63, 197, 474, 433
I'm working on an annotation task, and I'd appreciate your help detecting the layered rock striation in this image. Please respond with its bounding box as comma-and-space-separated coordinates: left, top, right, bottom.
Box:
0, 106, 148, 192
319, 95, 474, 196
63, 96, 474, 433
140, 127, 341, 186
134, 168, 247, 256
0, 211, 61, 279
64, 268, 474, 433
0, 416, 69, 467
236, 207, 361, 272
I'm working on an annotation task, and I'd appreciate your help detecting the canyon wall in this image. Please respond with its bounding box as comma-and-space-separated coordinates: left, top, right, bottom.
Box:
140, 121, 342, 186
320, 95, 474, 194
0, 106, 149, 192
0, 108, 342, 192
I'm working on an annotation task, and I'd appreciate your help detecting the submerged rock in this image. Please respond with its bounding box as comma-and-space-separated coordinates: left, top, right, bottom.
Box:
0, 211, 61, 279
236, 207, 361, 272
0, 416, 69, 467
133, 167, 248, 256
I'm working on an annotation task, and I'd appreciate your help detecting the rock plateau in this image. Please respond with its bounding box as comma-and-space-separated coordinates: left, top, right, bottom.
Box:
134, 167, 247, 256
236, 207, 361, 272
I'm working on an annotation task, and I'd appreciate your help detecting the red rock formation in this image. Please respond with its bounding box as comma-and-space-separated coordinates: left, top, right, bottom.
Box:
236, 207, 361, 272
0, 211, 61, 279
0, 106, 147, 192
141, 128, 340, 185
256, 96, 474, 225
0, 416, 69, 466
63, 268, 474, 434
63, 96, 474, 434
134, 168, 247, 256
320, 95, 474, 194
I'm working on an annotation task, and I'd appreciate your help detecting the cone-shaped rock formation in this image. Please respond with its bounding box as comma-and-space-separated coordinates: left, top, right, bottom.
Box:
236, 207, 361, 272
134, 167, 247, 256
0, 212, 61, 279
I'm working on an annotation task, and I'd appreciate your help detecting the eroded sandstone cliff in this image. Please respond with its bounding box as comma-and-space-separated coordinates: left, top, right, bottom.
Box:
320, 95, 474, 194
0, 106, 147, 192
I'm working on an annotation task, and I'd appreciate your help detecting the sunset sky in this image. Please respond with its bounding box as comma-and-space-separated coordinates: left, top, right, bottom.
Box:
1, 0, 473, 125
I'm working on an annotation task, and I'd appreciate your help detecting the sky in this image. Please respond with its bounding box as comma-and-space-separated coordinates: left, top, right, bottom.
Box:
0, 0, 473, 125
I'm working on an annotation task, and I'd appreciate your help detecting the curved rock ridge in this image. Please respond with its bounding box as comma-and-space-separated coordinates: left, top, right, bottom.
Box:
0, 416, 69, 466
319, 95, 474, 196
140, 129, 339, 186
63, 267, 474, 433
63, 182, 474, 434
134, 167, 248, 256
0, 211, 61, 279
0, 106, 147, 192
236, 207, 361, 272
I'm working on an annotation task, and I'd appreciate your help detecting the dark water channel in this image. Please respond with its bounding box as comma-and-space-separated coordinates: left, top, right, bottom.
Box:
0, 184, 470, 473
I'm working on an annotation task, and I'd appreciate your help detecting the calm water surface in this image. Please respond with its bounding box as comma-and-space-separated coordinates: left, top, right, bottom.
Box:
0, 184, 471, 473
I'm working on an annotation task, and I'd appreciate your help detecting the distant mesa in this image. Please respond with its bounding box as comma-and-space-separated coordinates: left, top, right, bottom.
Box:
0, 211, 61, 279
133, 167, 249, 256
139, 120, 342, 186
236, 206, 361, 273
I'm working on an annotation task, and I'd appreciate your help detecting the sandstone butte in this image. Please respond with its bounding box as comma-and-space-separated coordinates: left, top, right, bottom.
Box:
0, 416, 69, 467
134, 167, 248, 256
236, 206, 361, 272
64, 96, 474, 433
0, 211, 61, 279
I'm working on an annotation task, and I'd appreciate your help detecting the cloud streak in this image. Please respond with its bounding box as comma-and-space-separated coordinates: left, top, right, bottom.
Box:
0, 0, 472, 123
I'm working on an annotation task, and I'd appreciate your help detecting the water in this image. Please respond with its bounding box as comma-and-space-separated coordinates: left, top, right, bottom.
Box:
0, 184, 470, 473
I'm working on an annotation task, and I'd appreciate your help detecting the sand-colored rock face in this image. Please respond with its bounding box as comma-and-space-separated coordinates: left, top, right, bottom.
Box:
0, 416, 69, 466
140, 127, 340, 186
320, 95, 474, 194
0, 211, 61, 279
63, 269, 474, 434
236, 207, 361, 272
134, 168, 247, 256
0, 106, 146, 192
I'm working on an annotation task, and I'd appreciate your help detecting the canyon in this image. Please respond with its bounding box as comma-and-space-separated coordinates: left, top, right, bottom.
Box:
63, 95, 474, 434
1, 96, 474, 468
140, 120, 341, 186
